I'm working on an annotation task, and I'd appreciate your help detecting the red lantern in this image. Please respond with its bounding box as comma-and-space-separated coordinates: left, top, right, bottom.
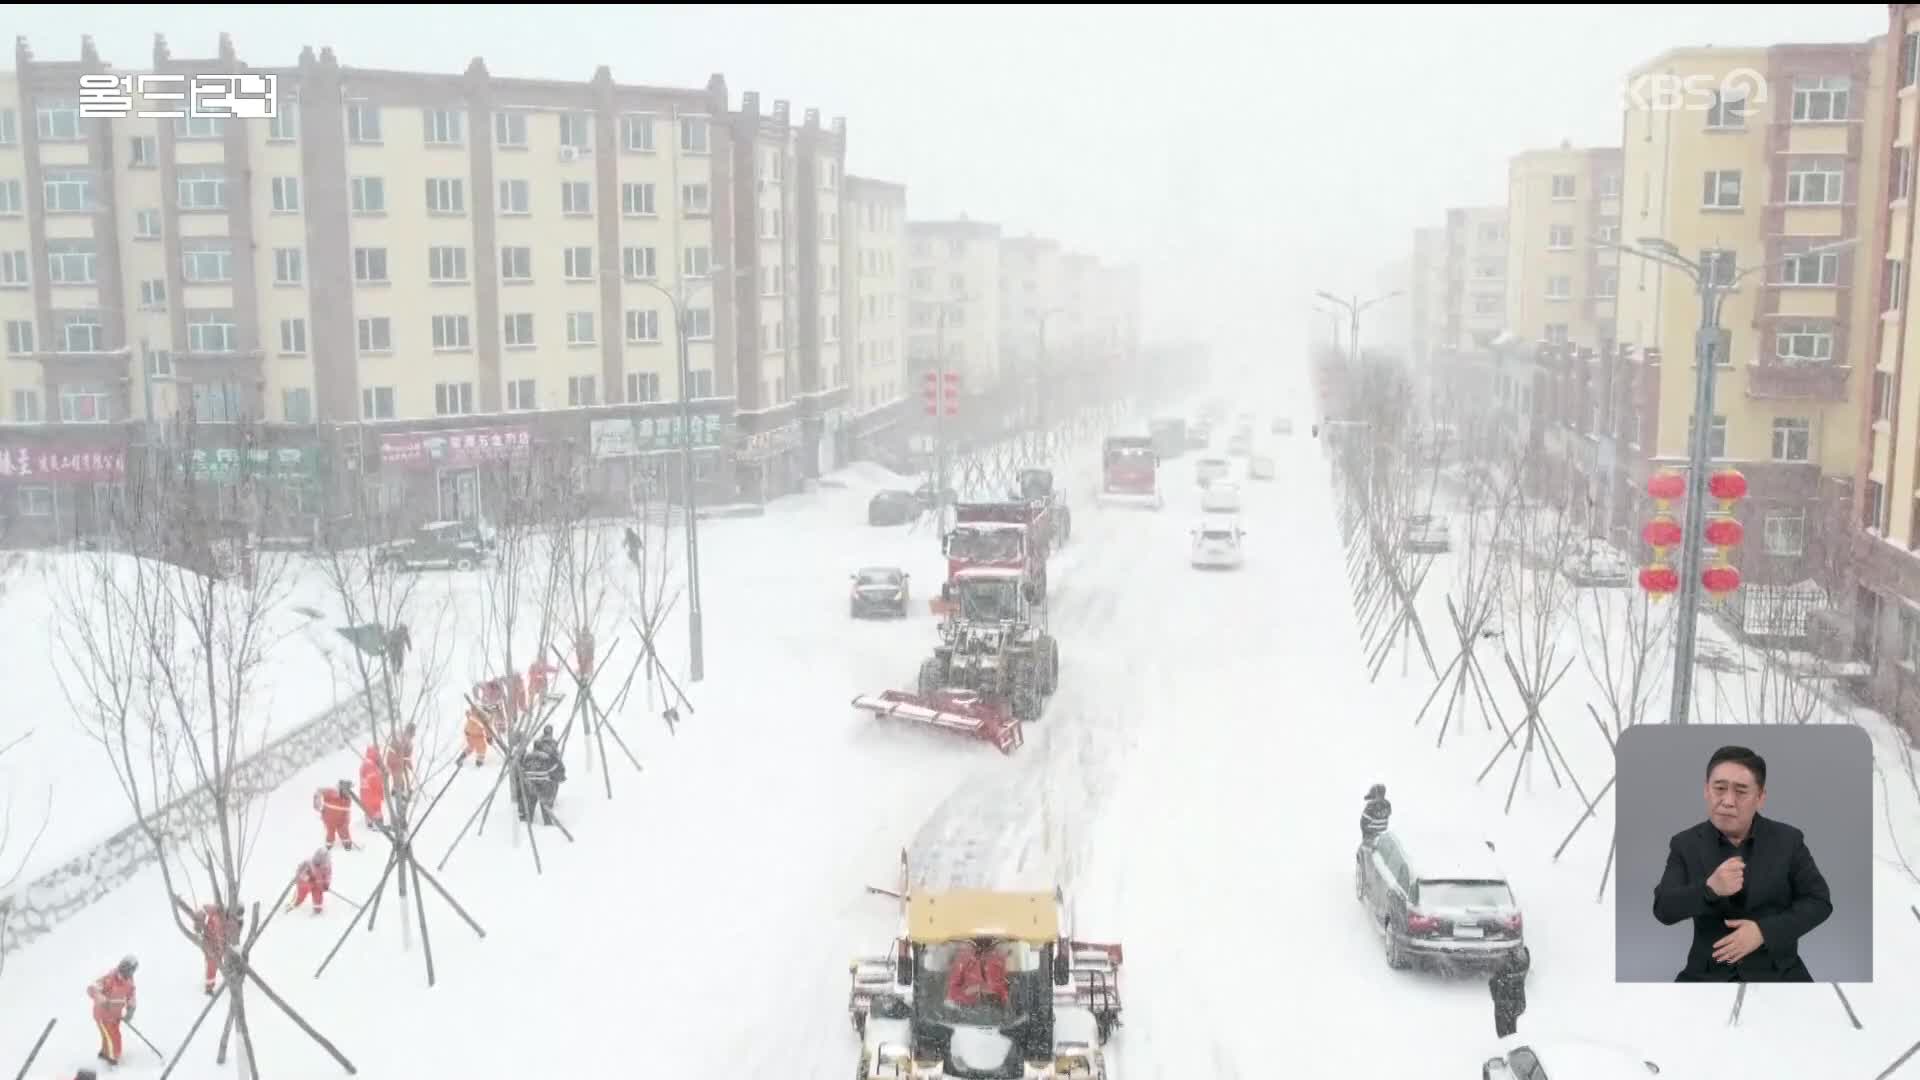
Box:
1708, 468, 1747, 510
1639, 564, 1680, 595
1647, 470, 1685, 508
1701, 564, 1743, 597
1703, 516, 1744, 549
1641, 514, 1683, 552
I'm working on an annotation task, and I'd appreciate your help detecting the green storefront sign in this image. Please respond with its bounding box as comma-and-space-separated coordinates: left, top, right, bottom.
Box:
189, 446, 322, 483
589, 413, 726, 458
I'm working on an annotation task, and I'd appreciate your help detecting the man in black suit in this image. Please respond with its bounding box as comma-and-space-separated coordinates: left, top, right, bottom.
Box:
1651, 744, 1833, 982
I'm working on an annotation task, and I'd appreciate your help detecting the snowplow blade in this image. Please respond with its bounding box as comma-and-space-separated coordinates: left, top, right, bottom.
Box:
851, 690, 1024, 754
1096, 489, 1163, 510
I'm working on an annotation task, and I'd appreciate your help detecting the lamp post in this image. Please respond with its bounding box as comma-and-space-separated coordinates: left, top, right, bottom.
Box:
1316, 289, 1404, 371
1600, 233, 1856, 724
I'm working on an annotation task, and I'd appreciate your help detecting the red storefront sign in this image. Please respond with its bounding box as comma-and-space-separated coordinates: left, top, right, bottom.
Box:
0, 446, 128, 481
379, 427, 532, 470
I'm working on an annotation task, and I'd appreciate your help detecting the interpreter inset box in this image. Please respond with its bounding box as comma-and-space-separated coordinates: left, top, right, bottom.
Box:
1613, 724, 1872, 984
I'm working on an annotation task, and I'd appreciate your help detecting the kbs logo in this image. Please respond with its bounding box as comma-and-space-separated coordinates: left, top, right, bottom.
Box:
1621, 68, 1768, 114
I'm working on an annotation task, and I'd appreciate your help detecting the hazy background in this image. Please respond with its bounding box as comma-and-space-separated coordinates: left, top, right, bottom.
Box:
9, 4, 1892, 364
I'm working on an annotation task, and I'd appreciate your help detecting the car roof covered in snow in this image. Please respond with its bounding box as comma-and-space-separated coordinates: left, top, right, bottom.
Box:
907, 889, 1059, 943
1496, 1034, 1660, 1076
954, 567, 1025, 581
1387, 824, 1508, 881
954, 520, 1026, 533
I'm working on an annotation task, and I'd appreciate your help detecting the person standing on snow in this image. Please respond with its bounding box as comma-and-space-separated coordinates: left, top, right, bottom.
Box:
195, 903, 243, 996
1360, 783, 1392, 846
516, 728, 566, 826
358, 746, 385, 828
1489, 944, 1530, 1037
86, 955, 138, 1066
460, 704, 490, 767
314, 780, 354, 851
288, 849, 332, 915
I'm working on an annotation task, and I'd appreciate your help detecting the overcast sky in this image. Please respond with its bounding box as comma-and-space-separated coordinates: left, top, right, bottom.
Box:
9, 4, 1894, 363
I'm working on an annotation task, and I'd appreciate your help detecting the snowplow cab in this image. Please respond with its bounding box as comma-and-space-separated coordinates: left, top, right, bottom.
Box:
1016, 468, 1055, 501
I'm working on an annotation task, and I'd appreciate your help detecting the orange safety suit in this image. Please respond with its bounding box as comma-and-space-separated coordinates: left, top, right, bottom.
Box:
358, 748, 385, 824
314, 786, 353, 850
291, 857, 331, 913
87, 968, 136, 1063
463, 707, 490, 765
385, 733, 414, 794
198, 905, 233, 993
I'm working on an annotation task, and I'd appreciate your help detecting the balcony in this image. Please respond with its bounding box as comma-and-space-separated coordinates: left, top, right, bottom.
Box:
1746, 361, 1850, 403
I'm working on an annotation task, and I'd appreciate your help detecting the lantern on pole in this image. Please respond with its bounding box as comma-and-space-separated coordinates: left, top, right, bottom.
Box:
1708, 467, 1748, 511
1700, 468, 1747, 601
1646, 469, 1685, 509
1639, 469, 1688, 600
1639, 564, 1680, 596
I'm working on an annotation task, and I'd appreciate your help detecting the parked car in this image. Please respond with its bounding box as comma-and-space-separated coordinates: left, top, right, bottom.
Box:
1482, 1034, 1663, 1078
849, 566, 911, 618
1190, 515, 1245, 569
378, 520, 494, 572
868, 489, 920, 526
1200, 480, 1243, 514
1227, 431, 1252, 457
1356, 825, 1525, 973
1248, 454, 1276, 481
1195, 456, 1231, 487
1404, 512, 1452, 553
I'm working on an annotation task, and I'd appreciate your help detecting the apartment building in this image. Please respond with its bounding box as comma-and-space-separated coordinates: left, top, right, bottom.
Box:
1410, 226, 1447, 366
0, 33, 752, 534
1855, 7, 1920, 719
1089, 262, 1142, 367
999, 234, 1061, 377
1616, 41, 1883, 608
907, 218, 1001, 402
725, 92, 847, 493
1443, 206, 1508, 352
841, 173, 907, 453
1505, 144, 1623, 351
1057, 251, 1096, 363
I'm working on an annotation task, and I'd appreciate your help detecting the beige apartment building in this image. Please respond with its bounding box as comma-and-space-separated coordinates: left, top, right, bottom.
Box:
1443, 206, 1508, 352
999, 234, 1061, 378
841, 174, 907, 443
1057, 251, 1098, 363
1505, 144, 1623, 351
1088, 262, 1142, 368
907, 218, 1001, 399
1615, 41, 1883, 603
1854, 6, 1920, 718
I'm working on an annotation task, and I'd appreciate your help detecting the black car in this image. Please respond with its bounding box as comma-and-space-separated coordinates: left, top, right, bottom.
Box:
868, 489, 920, 526
849, 567, 911, 618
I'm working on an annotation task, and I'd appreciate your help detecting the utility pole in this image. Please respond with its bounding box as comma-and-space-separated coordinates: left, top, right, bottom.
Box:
676, 296, 704, 683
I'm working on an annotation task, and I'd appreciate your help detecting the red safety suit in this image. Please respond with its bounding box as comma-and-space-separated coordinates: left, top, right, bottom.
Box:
358, 747, 385, 825
314, 786, 353, 850
385, 732, 415, 794
87, 967, 136, 1063
290, 855, 331, 913
198, 905, 234, 993
946, 944, 1010, 1006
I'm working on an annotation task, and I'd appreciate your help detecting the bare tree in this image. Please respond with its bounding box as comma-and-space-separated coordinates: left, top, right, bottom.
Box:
49, 416, 351, 1077
1575, 582, 1676, 740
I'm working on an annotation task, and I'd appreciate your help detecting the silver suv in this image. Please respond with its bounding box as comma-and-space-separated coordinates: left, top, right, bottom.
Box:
1355, 826, 1525, 972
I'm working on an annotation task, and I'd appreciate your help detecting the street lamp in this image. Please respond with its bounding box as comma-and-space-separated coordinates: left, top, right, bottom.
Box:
1602, 233, 1858, 724
1316, 289, 1404, 370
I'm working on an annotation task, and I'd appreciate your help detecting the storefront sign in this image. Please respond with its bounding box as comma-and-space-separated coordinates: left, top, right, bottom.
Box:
737, 423, 803, 462
190, 446, 321, 482
380, 427, 531, 470
589, 413, 726, 459
0, 446, 127, 481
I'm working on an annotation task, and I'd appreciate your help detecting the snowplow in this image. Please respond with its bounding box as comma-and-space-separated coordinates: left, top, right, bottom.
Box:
1011, 468, 1072, 549
852, 567, 1058, 751
850, 852, 1124, 1079
1095, 435, 1162, 509
929, 501, 1055, 616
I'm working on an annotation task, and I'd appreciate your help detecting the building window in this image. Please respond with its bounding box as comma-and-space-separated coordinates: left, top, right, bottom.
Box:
566, 311, 596, 345
1707, 89, 1748, 129
44, 168, 96, 213
1550, 174, 1576, 199
681, 182, 710, 215
432, 314, 471, 350
1688, 414, 1729, 459
361, 386, 395, 419
46, 239, 97, 284
691, 369, 714, 397
685, 307, 713, 340
567, 375, 597, 407
1791, 75, 1850, 122
347, 103, 382, 144
354, 247, 389, 284
60, 312, 107, 353
559, 112, 591, 150
0, 251, 25, 287
682, 245, 711, 278
351, 176, 386, 213
621, 113, 655, 152
1477, 222, 1504, 244
58, 384, 113, 423
1762, 509, 1807, 556
271, 176, 301, 212
1778, 247, 1838, 286
1894, 147, 1914, 203
494, 111, 527, 149
1473, 258, 1504, 280
357, 316, 392, 353
1770, 417, 1812, 462
426, 177, 465, 214
1785, 158, 1844, 205
279, 318, 307, 354
1598, 172, 1621, 197
499, 179, 530, 214
564, 246, 594, 281
139, 278, 165, 308
181, 238, 234, 283
1545, 275, 1571, 300
506, 378, 536, 410
0, 179, 20, 214
622, 182, 656, 216
504, 312, 535, 347
622, 246, 657, 280
283, 387, 312, 424
174, 115, 224, 141
1545, 324, 1570, 346
36, 101, 81, 141
1547, 224, 1574, 250
625, 309, 659, 343
1703, 170, 1742, 209
424, 108, 464, 146
273, 247, 304, 284
0, 109, 15, 146
134, 209, 161, 239
129, 135, 156, 167
269, 104, 297, 143
1593, 268, 1618, 298
679, 116, 709, 154
12, 389, 41, 422
434, 381, 474, 415
626, 371, 660, 402
1886, 259, 1906, 311
561, 181, 591, 215
190, 381, 244, 422
501, 246, 532, 282
1774, 321, 1832, 364
3, 320, 31, 355
429, 245, 469, 282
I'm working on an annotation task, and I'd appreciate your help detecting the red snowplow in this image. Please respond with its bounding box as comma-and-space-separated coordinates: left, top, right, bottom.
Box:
1097, 435, 1162, 509
849, 688, 1025, 754
929, 501, 1052, 616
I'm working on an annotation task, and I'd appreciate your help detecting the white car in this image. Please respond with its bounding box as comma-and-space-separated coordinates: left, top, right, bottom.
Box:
1190, 516, 1245, 568
1200, 481, 1242, 514
1248, 454, 1275, 481
1195, 457, 1231, 486
1483, 1034, 1663, 1078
